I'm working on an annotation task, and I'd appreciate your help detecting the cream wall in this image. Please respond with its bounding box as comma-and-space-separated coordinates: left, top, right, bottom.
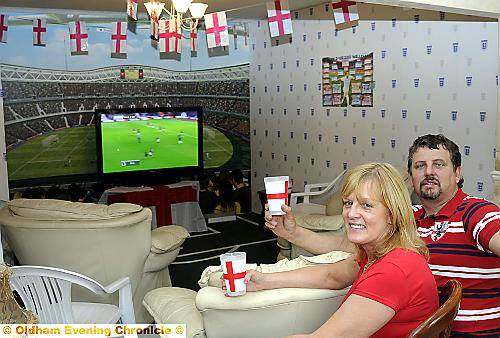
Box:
250, 4, 497, 212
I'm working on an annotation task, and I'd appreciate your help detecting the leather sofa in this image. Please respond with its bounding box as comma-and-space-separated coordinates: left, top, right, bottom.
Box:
143, 251, 352, 338
0, 198, 189, 323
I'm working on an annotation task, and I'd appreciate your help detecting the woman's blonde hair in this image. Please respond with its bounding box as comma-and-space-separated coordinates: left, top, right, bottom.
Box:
341, 162, 429, 262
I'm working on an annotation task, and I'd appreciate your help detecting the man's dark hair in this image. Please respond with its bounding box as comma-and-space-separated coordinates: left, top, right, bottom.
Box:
407, 134, 463, 188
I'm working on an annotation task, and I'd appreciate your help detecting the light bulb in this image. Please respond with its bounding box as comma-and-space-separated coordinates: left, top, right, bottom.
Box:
172, 0, 193, 14
189, 3, 208, 19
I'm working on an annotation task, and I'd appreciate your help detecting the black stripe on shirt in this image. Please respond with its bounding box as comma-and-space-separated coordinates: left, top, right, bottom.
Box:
429, 248, 497, 258
427, 243, 479, 250
462, 201, 494, 233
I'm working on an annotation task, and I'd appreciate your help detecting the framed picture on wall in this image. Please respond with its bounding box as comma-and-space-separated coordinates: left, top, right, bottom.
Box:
322, 53, 374, 107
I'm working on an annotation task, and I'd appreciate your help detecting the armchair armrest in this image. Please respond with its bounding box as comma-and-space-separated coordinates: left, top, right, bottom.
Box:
196, 286, 349, 338
104, 277, 135, 324
290, 170, 346, 207
196, 286, 348, 311
103, 276, 131, 293
150, 225, 189, 254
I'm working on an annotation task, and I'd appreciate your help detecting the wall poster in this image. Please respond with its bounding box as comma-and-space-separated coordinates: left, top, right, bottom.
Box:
322, 52, 373, 107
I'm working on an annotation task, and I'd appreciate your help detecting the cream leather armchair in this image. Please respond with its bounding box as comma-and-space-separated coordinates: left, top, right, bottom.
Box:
0, 198, 189, 323
143, 251, 351, 338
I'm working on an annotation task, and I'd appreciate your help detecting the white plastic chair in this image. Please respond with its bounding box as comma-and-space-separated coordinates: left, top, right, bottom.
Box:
9, 265, 135, 324
290, 170, 347, 214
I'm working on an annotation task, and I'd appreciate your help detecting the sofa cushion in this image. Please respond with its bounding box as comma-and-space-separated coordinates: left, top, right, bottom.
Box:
150, 226, 190, 254
325, 191, 343, 216
8, 199, 142, 221
294, 213, 344, 231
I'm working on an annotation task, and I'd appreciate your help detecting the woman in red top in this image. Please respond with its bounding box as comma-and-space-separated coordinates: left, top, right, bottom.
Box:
242, 163, 438, 337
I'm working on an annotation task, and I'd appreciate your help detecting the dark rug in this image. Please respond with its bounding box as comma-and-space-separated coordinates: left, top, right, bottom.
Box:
169, 213, 279, 291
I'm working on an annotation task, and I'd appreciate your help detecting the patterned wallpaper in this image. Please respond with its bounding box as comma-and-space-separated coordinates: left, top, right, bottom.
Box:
249, 4, 497, 212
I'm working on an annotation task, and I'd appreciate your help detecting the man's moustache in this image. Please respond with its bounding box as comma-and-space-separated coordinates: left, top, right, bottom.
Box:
421, 178, 440, 186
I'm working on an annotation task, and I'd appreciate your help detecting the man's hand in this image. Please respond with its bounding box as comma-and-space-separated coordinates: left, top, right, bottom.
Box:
264, 204, 297, 239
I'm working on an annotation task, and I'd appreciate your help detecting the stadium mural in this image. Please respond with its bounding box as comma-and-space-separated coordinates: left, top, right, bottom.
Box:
0, 14, 250, 184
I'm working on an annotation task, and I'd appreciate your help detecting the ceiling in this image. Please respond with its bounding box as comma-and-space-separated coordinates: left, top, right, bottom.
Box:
0, 1, 327, 20
1, 0, 499, 20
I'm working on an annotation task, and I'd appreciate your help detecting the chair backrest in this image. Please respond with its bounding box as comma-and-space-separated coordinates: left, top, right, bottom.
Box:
408, 279, 462, 338
9, 265, 112, 324
0, 199, 151, 306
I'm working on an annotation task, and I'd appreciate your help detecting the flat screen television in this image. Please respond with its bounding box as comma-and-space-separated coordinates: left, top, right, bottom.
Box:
96, 107, 203, 183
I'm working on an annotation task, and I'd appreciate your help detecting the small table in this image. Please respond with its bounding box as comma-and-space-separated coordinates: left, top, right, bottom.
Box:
102, 181, 207, 232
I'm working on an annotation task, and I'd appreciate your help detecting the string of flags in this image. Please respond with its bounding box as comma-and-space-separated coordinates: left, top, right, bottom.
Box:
127, 0, 138, 21
331, 0, 359, 26
205, 12, 229, 49
0, 1, 359, 59
0, 14, 8, 43
33, 18, 47, 46
267, 0, 292, 38
111, 21, 127, 58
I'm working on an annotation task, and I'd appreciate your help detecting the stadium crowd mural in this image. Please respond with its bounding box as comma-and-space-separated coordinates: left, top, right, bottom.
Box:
2, 77, 250, 182
0, 7, 251, 188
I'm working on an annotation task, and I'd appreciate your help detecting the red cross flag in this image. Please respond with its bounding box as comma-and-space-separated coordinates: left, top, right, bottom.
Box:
127, 0, 138, 21
159, 19, 181, 54
69, 21, 88, 55
0, 14, 8, 43
190, 24, 198, 56
204, 11, 229, 49
32, 18, 47, 46
331, 1, 359, 26
266, 0, 292, 38
111, 21, 127, 59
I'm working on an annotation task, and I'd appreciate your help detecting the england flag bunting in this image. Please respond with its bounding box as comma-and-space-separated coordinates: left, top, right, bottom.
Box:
144, 1, 164, 40
111, 21, 127, 59
331, 1, 359, 26
69, 21, 88, 55
0, 14, 8, 43
232, 24, 238, 49
266, 0, 292, 38
127, 0, 138, 21
204, 11, 229, 49
150, 17, 159, 40
243, 23, 249, 46
159, 19, 181, 54
32, 18, 46, 46
190, 22, 198, 56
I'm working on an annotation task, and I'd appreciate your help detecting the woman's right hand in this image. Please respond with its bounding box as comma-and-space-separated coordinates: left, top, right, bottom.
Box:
264, 204, 297, 239
220, 269, 267, 294
243, 269, 267, 292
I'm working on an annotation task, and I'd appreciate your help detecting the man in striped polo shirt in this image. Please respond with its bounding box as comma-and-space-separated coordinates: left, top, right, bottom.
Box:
265, 134, 499, 337
408, 134, 499, 337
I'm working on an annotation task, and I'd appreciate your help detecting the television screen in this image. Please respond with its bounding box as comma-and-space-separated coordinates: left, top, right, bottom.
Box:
97, 107, 203, 175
